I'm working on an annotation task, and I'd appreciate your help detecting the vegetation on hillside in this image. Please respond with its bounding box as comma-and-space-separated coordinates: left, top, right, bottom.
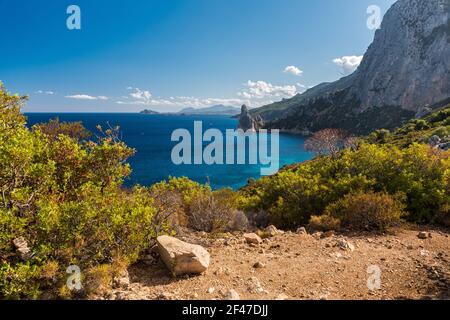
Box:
367, 104, 450, 147
239, 143, 449, 229
0, 82, 449, 299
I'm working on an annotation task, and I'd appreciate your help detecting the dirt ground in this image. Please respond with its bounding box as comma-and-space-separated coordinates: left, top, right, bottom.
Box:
107, 227, 450, 300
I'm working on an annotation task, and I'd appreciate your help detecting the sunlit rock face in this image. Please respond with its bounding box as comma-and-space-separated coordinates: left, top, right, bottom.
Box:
352, 0, 450, 111
252, 0, 450, 134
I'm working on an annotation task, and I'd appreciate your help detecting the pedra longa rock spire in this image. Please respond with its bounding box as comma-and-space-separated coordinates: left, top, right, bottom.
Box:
238, 105, 264, 131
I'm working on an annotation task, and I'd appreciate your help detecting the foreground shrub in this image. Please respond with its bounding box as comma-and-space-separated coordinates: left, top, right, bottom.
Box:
149, 177, 211, 227
0, 82, 171, 299
325, 192, 404, 232
188, 189, 241, 233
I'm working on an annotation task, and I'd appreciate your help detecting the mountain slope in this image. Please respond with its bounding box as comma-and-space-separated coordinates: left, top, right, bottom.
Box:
251, 0, 450, 135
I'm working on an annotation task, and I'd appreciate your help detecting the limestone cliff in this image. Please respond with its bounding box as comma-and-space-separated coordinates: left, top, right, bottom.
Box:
252, 0, 450, 134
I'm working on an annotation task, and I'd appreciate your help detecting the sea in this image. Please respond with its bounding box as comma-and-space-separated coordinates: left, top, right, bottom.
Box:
25, 113, 313, 189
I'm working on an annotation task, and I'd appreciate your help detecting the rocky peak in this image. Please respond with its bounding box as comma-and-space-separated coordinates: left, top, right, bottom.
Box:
238, 105, 263, 131
252, 0, 450, 134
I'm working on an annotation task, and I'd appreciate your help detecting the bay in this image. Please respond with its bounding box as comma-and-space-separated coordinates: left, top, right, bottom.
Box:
25, 113, 313, 189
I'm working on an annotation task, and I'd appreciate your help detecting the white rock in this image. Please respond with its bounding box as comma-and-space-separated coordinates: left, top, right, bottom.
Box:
225, 289, 240, 300
156, 235, 210, 276
13, 237, 31, 260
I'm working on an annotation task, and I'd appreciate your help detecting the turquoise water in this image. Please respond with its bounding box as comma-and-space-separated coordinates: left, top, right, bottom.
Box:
25, 113, 313, 189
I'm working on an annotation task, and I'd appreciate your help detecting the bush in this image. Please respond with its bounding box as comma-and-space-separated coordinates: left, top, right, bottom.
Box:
428, 109, 450, 124
0, 82, 171, 299
188, 189, 240, 233
431, 126, 450, 139
325, 192, 404, 232
229, 210, 249, 231
239, 142, 449, 228
32, 118, 91, 142
0, 262, 41, 300
436, 204, 450, 227
308, 215, 341, 231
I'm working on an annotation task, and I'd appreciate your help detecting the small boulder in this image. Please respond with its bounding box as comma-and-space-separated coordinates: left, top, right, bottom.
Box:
336, 239, 355, 252
156, 235, 210, 276
265, 225, 279, 237
244, 233, 262, 245
418, 232, 431, 239
297, 227, 307, 235
225, 289, 241, 300
428, 135, 441, 147
248, 276, 265, 294
253, 261, 265, 269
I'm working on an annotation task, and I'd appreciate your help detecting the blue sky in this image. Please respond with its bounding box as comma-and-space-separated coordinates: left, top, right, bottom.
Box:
0, 0, 396, 112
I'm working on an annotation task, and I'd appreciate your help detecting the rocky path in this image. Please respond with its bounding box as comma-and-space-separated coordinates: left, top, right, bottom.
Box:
106, 228, 450, 300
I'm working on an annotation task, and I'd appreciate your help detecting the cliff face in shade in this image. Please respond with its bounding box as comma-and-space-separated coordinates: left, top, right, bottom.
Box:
251, 0, 450, 135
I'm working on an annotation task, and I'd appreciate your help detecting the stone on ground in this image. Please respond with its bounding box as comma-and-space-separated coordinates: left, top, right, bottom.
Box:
156, 235, 210, 276
244, 233, 262, 245
13, 237, 31, 260
265, 225, 279, 237
225, 289, 240, 300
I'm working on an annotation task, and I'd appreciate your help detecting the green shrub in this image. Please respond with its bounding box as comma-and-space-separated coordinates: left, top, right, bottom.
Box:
239, 143, 449, 228
0, 82, 171, 299
431, 126, 450, 138
325, 192, 404, 232
428, 109, 450, 124
367, 129, 391, 144
0, 262, 41, 300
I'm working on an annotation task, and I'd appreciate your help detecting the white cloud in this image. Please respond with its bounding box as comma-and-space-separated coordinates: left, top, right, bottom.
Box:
128, 87, 152, 104
295, 83, 308, 93
117, 80, 298, 110
65, 94, 108, 100
283, 65, 303, 76
238, 80, 297, 100
36, 90, 55, 95
332, 55, 363, 75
